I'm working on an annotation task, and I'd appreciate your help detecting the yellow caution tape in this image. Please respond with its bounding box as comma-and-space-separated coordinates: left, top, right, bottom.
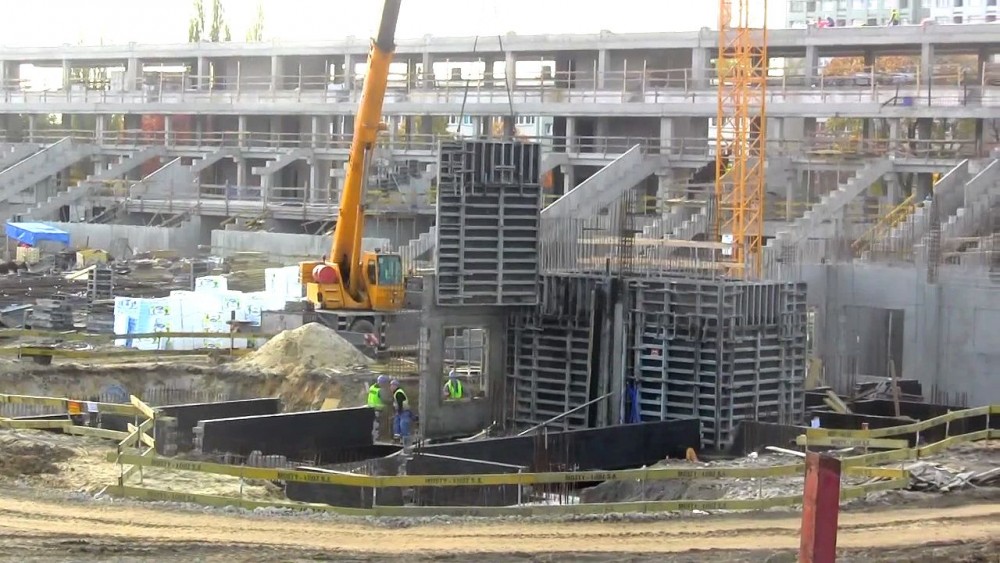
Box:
796, 435, 910, 450
806, 405, 991, 439
0, 393, 140, 417
104, 474, 914, 517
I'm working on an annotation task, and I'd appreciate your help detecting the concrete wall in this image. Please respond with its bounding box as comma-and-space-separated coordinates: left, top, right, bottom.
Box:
47, 221, 201, 254
210, 230, 392, 260
802, 262, 1000, 404
417, 275, 507, 439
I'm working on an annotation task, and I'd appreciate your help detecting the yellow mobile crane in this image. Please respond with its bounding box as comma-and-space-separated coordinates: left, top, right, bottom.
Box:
299, 0, 405, 344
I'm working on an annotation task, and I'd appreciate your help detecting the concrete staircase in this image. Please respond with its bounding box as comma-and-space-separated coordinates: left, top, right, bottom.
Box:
398, 226, 438, 272
0, 137, 96, 205
768, 158, 894, 250
0, 144, 41, 172
23, 146, 166, 220
189, 148, 237, 175
542, 145, 659, 219
865, 160, 971, 257
938, 159, 1000, 242
251, 148, 311, 177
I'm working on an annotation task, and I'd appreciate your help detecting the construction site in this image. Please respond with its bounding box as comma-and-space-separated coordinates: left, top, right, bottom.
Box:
0, 1, 999, 561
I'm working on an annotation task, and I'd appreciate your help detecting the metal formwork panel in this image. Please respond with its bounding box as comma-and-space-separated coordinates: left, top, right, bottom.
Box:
629, 277, 808, 450
506, 311, 594, 431
436, 140, 542, 306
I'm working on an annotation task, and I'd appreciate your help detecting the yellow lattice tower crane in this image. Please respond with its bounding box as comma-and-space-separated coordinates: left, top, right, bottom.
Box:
715, 0, 768, 278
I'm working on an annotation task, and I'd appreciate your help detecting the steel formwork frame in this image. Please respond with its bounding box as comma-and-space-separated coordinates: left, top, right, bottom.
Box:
715, 0, 768, 279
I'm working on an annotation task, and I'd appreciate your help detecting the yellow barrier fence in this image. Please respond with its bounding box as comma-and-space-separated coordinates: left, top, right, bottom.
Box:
4, 391, 995, 517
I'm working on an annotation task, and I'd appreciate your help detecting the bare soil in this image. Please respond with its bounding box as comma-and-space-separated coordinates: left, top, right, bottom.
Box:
0, 486, 996, 562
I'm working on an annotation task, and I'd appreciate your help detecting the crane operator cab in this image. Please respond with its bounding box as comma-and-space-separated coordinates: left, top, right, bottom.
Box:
301, 250, 404, 312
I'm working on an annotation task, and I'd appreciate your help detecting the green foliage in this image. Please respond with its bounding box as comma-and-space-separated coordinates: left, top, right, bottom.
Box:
246, 3, 265, 43
209, 0, 226, 42
188, 0, 205, 42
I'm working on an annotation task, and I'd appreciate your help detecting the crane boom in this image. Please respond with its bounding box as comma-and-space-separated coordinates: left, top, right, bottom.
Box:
331, 0, 401, 296
300, 0, 405, 319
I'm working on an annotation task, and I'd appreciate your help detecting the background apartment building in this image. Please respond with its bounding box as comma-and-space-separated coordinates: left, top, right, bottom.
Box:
928, 0, 1000, 23
786, 0, 925, 26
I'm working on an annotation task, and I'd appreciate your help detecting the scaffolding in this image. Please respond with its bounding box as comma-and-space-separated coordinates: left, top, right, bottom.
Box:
715, 0, 769, 278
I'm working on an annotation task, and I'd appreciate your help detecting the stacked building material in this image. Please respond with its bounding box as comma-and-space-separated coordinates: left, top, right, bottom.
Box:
436, 140, 542, 306
88, 265, 115, 301
30, 296, 74, 330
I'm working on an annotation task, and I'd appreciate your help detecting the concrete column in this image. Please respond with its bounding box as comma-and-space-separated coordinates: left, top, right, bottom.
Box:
565, 116, 577, 153
406, 57, 417, 89
504, 51, 516, 86
27, 114, 36, 142
563, 164, 576, 194
482, 58, 495, 82
888, 118, 901, 153
95, 114, 105, 143
271, 55, 284, 91
501, 115, 515, 137
691, 48, 708, 88
125, 57, 139, 90
345, 55, 356, 88
236, 157, 246, 188
976, 48, 990, 84
61, 60, 71, 90
804, 46, 818, 84
197, 56, 207, 90
421, 51, 432, 87
238, 115, 247, 147
309, 158, 319, 201
0, 60, 7, 89
164, 115, 172, 147
597, 49, 609, 89
659, 117, 674, 156
311, 115, 319, 147
920, 42, 935, 86
419, 114, 432, 136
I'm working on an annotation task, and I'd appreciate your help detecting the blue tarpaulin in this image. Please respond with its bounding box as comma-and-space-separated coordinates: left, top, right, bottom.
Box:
5, 222, 70, 246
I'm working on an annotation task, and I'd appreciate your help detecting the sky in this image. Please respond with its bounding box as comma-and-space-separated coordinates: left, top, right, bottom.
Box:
0, 0, 786, 46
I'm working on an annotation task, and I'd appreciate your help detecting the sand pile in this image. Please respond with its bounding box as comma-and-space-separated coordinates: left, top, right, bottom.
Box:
236, 323, 372, 374
0, 433, 75, 477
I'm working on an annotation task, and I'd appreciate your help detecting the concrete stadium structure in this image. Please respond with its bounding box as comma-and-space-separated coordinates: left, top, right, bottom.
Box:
1, 23, 999, 407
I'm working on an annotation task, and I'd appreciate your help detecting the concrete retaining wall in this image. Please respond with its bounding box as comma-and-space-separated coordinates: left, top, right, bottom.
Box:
210, 229, 391, 261
47, 221, 201, 254
158, 398, 281, 454
196, 406, 374, 461
802, 263, 1000, 405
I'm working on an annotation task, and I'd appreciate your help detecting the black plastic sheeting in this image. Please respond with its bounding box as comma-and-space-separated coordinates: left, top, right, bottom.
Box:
418, 419, 701, 471
286, 419, 701, 509
286, 454, 523, 509
158, 398, 281, 453
197, 406, 376, 463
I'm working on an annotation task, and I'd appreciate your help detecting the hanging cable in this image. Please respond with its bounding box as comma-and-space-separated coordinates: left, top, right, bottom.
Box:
457, 35, 480, 138
497, 34, 517, 137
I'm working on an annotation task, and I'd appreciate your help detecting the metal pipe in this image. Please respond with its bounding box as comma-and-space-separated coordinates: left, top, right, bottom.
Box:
516, 391, 614, 436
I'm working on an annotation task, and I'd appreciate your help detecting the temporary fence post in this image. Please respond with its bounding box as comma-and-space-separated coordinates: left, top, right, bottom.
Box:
799, 452, 841, 563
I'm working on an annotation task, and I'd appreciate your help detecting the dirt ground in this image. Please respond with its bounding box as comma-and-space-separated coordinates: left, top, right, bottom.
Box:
0, 485, 996, 562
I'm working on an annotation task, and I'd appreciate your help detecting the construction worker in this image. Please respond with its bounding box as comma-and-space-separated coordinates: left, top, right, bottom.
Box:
443, 369, 464, 400
368, 375, 389, 442
390, 379, 413, 441
367, 375, 389, 410
887, 9, 900, 26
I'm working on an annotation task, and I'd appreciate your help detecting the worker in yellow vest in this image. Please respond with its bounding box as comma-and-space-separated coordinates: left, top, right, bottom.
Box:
443, 370, 464, 400
367, 375, 389, 442
390, 379, 413, 441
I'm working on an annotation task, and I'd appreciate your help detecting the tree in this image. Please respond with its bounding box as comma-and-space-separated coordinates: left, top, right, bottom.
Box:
209, 0, 231, 43
246, 2, 265, 43
188, 0, 206, 42
189, 0, 230, 43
